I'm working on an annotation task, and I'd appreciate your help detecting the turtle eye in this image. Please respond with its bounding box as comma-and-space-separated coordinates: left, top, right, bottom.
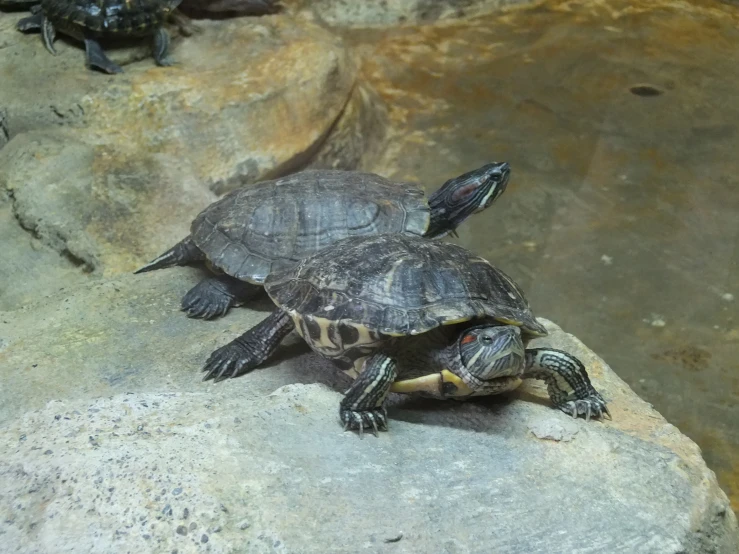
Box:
480, 334, 494, 344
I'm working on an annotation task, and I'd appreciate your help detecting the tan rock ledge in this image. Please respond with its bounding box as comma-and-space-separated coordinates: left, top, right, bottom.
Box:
0, 11, 387, 278
0, 270, 736, 552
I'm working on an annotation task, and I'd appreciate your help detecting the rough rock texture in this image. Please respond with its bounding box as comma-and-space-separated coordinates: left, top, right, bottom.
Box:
0, 131, 217, 275
0, 192, 87, 311
0, 10, 386, 283
0, 13, 356, 190
0, 271, 737, 552
283, 0, 539, 27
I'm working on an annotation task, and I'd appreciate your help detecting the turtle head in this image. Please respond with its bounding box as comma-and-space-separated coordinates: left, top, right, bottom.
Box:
455, 324, 525, 388
426, 162, 510, 238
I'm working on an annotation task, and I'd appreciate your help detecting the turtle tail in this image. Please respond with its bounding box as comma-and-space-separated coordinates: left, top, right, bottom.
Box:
134, 236, 205, 274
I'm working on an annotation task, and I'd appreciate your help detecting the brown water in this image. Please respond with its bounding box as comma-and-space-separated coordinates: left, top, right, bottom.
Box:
349, 0, 739, 510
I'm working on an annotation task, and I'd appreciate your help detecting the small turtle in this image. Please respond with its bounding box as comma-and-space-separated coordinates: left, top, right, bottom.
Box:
17, 0, 182, 74
136, 164, 510, 320
204, 234, 609, 435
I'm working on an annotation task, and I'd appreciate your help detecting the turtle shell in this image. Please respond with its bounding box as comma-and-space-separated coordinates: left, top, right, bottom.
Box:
264, 234, 547, 362
190, 170, 430, 285
40, 0, 181, 35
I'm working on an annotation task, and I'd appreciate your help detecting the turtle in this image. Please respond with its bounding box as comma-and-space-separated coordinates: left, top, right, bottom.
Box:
177, 0, 280, 18
203, 234, 609, 436
135, 164, 511, 320
16, 0, 182, 74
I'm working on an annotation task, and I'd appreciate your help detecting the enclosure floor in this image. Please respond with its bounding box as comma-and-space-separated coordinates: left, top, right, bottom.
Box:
353, 0, 739, 510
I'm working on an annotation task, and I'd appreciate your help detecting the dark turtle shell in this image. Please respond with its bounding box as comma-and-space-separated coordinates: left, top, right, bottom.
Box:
40, 0, 181, 35
265, 234, 547, 339
190, 170, 430, 285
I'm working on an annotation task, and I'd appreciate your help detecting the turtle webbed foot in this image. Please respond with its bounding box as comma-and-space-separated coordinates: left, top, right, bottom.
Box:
153, 28, 175, 67
182, 275, 260, 320
17, 12, 43, 32
523, 347, 611, 422
203, 338, 259, 382
558, 393, 610, 422
84, 38, 123, 74
339, 352, 397, 438
202, 309, 295, 382
340, 407, 388, 439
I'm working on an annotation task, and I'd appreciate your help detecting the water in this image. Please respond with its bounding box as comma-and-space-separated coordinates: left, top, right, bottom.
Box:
349, 0, 739, 509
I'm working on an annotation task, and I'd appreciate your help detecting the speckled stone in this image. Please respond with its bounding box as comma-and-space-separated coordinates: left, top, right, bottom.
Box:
0, 271, 736, 552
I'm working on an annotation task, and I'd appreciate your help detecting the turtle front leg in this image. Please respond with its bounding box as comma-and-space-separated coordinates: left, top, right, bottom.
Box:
202, 309, 294, 382
523, 348, 610, 421
152, 27, 174, 67
17, 7, 43, 32
84, 37, 123, 74
340, 353, 397, 438
181, 275, 261, 320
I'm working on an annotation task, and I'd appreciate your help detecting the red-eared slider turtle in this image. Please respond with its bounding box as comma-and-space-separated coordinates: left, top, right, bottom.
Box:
136, 164, 510, 320
204, 234, 609, 435
17, 0, 182, 74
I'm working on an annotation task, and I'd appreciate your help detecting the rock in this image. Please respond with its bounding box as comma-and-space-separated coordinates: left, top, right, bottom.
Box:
283, 0, 537, 27
528, 415, 580, 442
0, 12, 388, 275
0, 131, 219, 275
0, 272, 736, 552
0, 13, 357, 191
0, 192, 88, 311
306, 82, 389, 171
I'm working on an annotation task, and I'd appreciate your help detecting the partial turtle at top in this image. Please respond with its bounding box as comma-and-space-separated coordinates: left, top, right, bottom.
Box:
203, 234, 609, 436
136, 164, 511, 320
17, 0, 182, 74
177, 0, 280, 18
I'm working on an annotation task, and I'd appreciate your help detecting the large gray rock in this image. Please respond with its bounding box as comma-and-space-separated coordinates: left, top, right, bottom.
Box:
0, 271, 736, 553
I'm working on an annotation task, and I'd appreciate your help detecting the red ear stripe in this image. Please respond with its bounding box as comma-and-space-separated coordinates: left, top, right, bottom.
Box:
461, 335, 476, 345
451, 183, 478, 202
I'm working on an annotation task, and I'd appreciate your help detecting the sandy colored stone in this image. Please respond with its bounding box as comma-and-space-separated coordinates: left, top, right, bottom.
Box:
0, 131, 217, 275
282, 0, 539, 27
0, 271, 737, 552
306, 82, 389, 171
0, 11, 358, 193
0, 11, 391, 276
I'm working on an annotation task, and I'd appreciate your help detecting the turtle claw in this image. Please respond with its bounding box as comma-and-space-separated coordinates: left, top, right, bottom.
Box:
182, 287, 234, 320
340, 408, 388, 438
558, 393, 609, 421
202, 340, 258, 382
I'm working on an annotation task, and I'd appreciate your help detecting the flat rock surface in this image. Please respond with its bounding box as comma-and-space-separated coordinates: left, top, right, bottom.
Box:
0, 270, 737, 553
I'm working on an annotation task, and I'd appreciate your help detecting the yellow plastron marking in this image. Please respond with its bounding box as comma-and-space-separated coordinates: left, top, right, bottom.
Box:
390, 372, 443, 396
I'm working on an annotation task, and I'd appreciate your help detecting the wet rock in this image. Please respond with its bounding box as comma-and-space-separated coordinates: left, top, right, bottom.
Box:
283, 0, 537, 27
0, 272, 736, 552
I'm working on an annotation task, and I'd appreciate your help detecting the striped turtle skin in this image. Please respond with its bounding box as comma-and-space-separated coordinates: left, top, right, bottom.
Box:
17, 0, 182, 73
204, 234, 608, 436
136, 164, 511, 320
